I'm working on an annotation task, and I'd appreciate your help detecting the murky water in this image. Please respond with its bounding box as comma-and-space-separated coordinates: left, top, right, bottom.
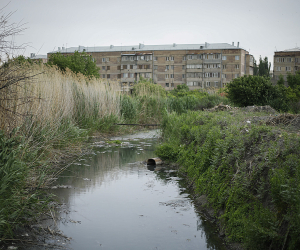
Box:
47, 130, 226, 250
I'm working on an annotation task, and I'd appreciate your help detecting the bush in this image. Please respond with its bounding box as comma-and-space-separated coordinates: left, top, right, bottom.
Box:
47, 51, 100, 78
225, 75, 289, 112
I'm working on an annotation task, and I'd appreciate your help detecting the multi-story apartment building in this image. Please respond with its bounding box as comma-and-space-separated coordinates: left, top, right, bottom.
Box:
273, 47, 300, 82
48, 43, 253, 90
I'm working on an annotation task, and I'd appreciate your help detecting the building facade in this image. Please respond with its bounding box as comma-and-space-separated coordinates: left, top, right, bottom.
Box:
273, 47, 300, 82
48, 43, 253, 90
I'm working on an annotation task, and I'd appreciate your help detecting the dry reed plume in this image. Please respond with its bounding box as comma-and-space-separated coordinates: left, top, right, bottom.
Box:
0, 63, 121, 136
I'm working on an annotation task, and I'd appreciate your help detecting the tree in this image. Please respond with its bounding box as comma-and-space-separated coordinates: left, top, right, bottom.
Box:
225, 75, 289, 111
47, 51, 100, 78
253, 56, 271, 77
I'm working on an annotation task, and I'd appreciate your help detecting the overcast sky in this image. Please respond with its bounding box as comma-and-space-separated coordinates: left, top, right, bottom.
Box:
3, 0, 300, 69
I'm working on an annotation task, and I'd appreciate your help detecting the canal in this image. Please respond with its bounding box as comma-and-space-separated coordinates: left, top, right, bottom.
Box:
45, 130, 226, 250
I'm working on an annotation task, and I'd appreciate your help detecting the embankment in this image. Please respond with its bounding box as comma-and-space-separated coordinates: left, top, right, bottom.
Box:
155, 106, 300, 250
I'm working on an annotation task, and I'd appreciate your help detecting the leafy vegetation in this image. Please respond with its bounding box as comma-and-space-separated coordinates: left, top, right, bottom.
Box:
47, 51, 100, 78
253, 56, 271, 77
225, 75, 289, 112
155, 110, 300, 249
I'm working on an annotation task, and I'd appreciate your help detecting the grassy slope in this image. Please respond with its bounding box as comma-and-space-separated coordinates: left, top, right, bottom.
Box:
155, 109, 300, 250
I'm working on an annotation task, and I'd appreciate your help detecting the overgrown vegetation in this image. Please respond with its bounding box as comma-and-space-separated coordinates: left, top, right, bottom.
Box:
225, 74, 300, 113
155, 110, 300, 249
47, 50, 100, 78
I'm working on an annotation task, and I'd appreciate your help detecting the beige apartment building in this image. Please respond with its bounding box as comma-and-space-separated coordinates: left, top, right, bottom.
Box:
48, 43, 254, 90
273, 47, 300, 82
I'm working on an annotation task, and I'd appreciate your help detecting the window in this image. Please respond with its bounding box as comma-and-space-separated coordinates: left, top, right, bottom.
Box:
222, 56, 227, 60
165, 57, 169, 61
171, 65, 174, 70
117, 74, 121, 79
130, 65, 133, 69
170, 74, 174, 78
235, 56, 240, 60
214, 81, 218, 87
286, 58, 291, 62
123, 65, 127, 70
182, 65, 185, 70
276, 66, 281, 71
170, 56, 174, 61
154, 65, 158, 70
165, 74, 169, 79
235, 64, 239, 69
182, 74, 185, 78
107, 66, 110, 70
106, 58, 109, 62
206, 81, 211, 87
102, 58, 106, 62
171, 83, 174, 87
129, 73, 134, 78
187, 64, 202, 69
145, 73, 151, 78
102, 74, 105, 78
130, 56, 134, 61
222, 74, 226, 78
154, 56, 158, 61
235, 74, 239, 78
295, 58, 299, 63
276, 57, 285, 63
223, 64, 226, 69
123, 73, 128, 78
286, 66, 291, 71
145, 65, 150, 69
102, 66, 106, 70
140, 56, 145, 60
107, 74, 110, 79
117, 66, 121, 70
165, 83, 169, 87
165, 65, 169, 70
183, 56, 186, 61
187, 81, 193, 86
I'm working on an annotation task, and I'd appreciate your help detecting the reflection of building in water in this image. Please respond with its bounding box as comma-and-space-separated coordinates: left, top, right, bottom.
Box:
48, 42, 253, 91
51, 139, 157, 206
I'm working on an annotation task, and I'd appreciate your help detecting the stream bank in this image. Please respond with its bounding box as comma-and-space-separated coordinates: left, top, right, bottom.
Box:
155, 107, 300, 250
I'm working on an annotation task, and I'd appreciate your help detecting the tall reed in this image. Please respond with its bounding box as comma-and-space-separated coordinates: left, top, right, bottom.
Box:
0, 62, 122, 238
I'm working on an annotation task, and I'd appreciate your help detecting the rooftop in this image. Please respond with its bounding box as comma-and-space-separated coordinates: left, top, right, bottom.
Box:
49, 42, 245, 54
279, 47, 300, 52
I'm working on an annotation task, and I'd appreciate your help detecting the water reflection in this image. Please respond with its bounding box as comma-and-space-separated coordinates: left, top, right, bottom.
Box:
47, 130, 226, 250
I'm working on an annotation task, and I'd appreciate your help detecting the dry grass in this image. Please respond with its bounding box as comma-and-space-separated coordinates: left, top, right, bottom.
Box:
0, 63, 121, 135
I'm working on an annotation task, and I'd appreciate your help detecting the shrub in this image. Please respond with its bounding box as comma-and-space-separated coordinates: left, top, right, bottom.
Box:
225, 75, 289, 111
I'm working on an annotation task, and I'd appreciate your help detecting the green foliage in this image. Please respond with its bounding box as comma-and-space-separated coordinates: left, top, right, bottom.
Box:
155, 110, 300, 249
47, 51, 100, 78
169, 84, 190, 97
132, 78, 167, 97
258, 56, 271, 77
225, 75, 289, 111
253, 56, 271, 77
276, 71, 300, 113
0, 130, 51, 238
